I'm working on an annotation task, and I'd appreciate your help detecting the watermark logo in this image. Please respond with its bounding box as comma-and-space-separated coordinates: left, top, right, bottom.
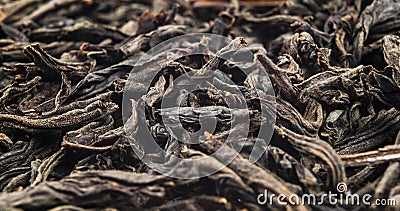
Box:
336, 182, 347, 193
257, 182, 397, 207
122, 33, 276, 179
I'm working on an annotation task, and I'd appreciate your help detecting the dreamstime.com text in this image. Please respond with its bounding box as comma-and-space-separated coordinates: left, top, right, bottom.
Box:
257, 183, 397, 207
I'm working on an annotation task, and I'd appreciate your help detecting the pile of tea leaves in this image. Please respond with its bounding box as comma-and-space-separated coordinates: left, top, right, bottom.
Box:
0, 0, 400, 210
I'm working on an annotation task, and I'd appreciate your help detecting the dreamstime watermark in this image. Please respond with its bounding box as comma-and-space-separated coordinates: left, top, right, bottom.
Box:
257, 182, 397, 207
122, 33, 276, 179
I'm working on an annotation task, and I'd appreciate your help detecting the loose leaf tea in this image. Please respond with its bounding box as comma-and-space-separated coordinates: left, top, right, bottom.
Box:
0, 0, 400, 210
